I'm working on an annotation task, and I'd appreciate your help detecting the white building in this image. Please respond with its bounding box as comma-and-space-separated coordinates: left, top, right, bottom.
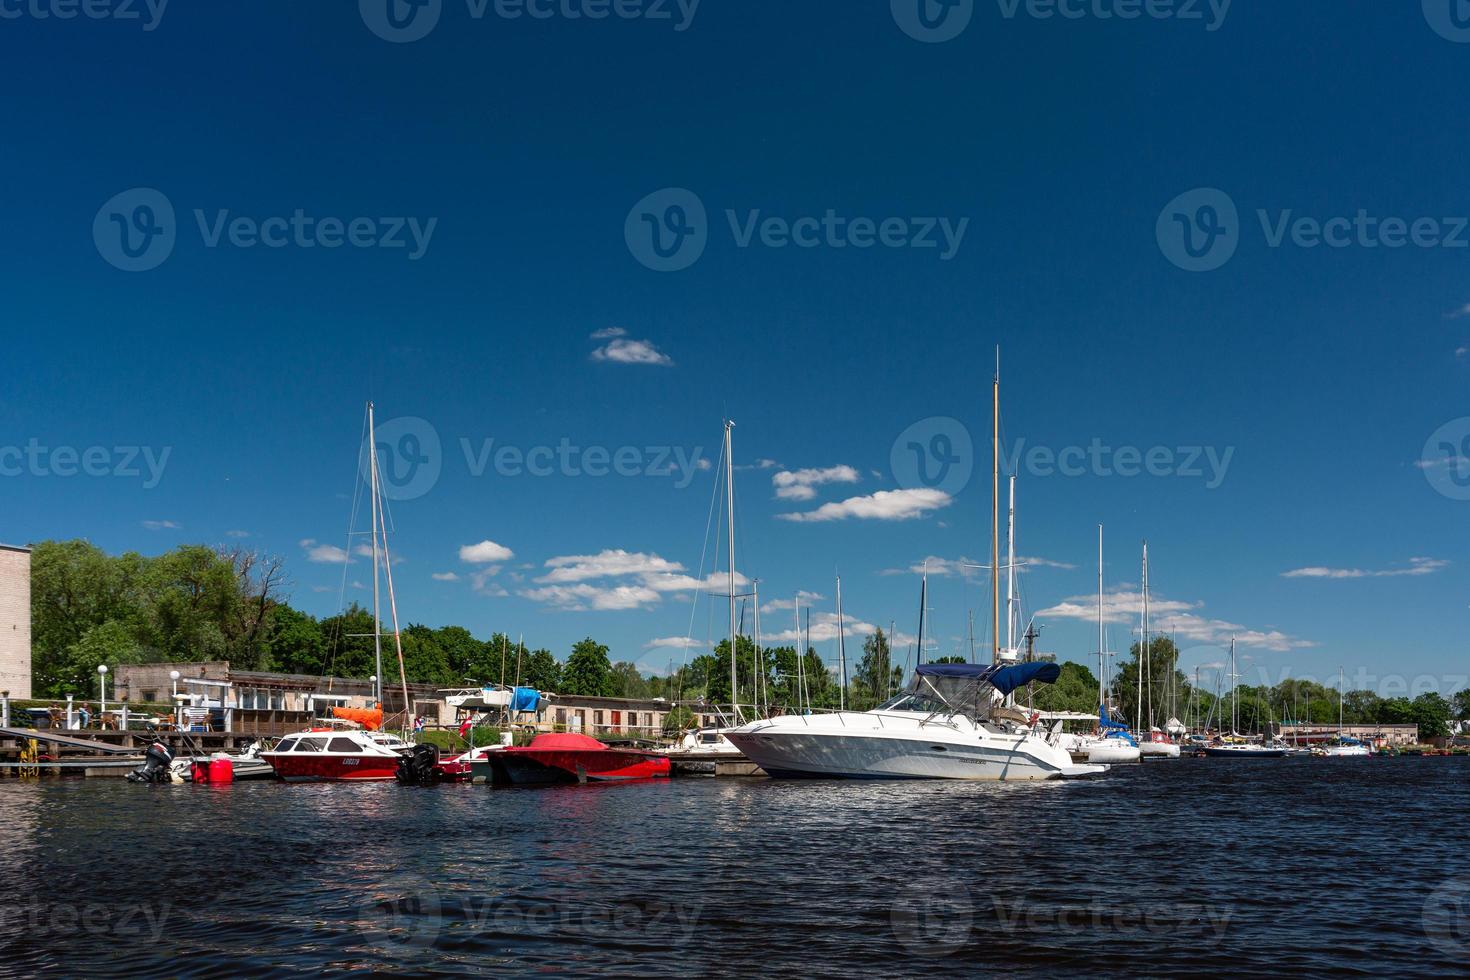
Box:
0, 544, 32, 699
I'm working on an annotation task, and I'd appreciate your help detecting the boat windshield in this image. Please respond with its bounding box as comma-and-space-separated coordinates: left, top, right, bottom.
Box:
876, 691, 951, 714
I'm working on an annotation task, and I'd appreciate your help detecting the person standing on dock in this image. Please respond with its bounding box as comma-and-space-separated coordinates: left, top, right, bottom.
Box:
78, 703, 91, 729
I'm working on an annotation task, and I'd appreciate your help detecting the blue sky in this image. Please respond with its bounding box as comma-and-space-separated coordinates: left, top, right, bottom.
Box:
4, 1, 1470, 696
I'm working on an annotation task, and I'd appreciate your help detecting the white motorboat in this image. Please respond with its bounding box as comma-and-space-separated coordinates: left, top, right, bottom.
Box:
1315, 737, 1372, 758
726, 662, 1107, 781
1138, 727, 1182, 759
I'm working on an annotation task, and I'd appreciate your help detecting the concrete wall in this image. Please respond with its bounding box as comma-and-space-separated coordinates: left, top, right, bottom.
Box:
0, 545, 32, 700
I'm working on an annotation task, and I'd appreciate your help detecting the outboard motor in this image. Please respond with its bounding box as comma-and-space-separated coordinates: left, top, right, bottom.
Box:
395, 743, 441, 786
127, 740, 175, 784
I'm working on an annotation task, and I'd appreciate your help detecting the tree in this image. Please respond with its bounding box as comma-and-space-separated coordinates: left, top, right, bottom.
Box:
521, 649, 562, 692
852, 629, 902, 710
264, 604, 327, 675
1029, 661, 1100, 714
561, 638, 614, 697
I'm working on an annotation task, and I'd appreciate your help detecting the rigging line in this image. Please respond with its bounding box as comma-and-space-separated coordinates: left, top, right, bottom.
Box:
673, 427, 724, 707
325, 407, 371, 686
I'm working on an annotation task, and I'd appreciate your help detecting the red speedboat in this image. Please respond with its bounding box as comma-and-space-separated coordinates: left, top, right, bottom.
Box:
471, 733, 670, 786
259, 728, 414, 782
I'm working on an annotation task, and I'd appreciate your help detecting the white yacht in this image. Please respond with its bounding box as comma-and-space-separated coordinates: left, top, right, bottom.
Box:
725, 662, 1107, 781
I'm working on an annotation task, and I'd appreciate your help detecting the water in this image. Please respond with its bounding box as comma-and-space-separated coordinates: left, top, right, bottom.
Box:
2, 758, 1468, 977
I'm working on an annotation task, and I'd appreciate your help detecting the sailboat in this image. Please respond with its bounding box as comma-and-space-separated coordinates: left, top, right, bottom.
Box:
1201, 639, 1286, 758
659, 420, 753, 773
1316, 666, 1372, 757
261, 402, 418, 783
1135, 543, 1180, 759
725, 351, 1106, 780
1052, 525, 1141, 765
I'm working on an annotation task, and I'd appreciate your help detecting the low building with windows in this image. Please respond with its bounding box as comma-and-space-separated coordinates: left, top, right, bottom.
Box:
1277, 723, 1419, 747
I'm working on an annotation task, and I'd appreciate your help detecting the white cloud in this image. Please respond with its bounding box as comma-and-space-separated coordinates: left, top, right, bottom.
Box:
300, 538, 351, 564
591, 337, 673, 366
643, 636, 704, 650
225, 529, 250, 538
1446, 303, 1470, 319
142, 520, 180, 531
431, 572, 460, 582
1037, 587, 1313, 653
350, 580, 367, 591
777, 488, 951, 523
590, 327, 627, 339
310, 585, 334, 594
772, 465, 860, 500
460, 540, 515, 564
520, 583, 661, 611
1281, 557, 1449, 579
1021, 555, 1077, 571
761, 590, 826, 613
522, 548, 748, 611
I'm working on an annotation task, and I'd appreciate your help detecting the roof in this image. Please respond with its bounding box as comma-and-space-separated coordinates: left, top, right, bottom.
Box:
0, 543, 32, 554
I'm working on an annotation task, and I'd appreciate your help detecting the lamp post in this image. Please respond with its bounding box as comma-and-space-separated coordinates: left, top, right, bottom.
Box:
370, 676, 378, 708
170, 670, 181, 728
97, 664, 109, 715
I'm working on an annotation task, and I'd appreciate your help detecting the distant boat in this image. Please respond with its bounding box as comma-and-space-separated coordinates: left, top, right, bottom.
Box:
1134, 543, 1179, 759
471, 733, 671, 785
1316, 666, 1373, 758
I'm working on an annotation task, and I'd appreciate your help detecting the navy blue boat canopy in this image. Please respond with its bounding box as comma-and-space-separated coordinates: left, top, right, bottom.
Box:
915, 661, 1060, 695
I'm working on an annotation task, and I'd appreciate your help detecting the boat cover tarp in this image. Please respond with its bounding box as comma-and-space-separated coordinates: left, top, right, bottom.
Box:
511, 687, 541, 712
915, 661, 1060, 695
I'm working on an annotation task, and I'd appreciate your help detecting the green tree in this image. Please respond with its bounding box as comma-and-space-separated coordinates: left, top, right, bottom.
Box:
852, 629, 902, 709
561, 638, 614, 696
264, 605, 327, 675
521, 649, 562, 692
1029, 661, 1100, 714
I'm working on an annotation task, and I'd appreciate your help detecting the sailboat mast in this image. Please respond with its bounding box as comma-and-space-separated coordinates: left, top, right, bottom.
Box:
991, 348, 1000, 665
1139, 541, 1149, 733
367, 402, 384, 706
803, 605, 812, 712
1097, 524, 1104, 714
1005, 475, 1016, 658
794, 596, 805, 711
375, 478, 411, 728
836, 575, 846, 711
753, 580, 762, 718
917, 561, 927, 666
725, 421, 738, 723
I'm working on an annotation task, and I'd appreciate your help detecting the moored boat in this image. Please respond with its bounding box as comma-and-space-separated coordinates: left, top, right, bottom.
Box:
471, 733, 671, 785
260, 728, 413, 782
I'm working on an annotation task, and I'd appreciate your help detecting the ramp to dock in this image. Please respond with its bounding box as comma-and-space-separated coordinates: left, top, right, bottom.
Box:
0, 728, 139, 754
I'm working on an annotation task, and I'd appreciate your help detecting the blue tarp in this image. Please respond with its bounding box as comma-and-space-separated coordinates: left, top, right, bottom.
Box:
1098, 704, 1131, 732
511, 687, 541, 713
914, 661, 1061, 694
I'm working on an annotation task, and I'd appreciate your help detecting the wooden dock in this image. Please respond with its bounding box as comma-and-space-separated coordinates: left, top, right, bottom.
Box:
0, 728, 261, 778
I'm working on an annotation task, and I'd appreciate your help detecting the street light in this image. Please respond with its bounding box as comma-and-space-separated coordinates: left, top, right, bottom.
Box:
370, 675, 378, 706
97, 664, 109, 714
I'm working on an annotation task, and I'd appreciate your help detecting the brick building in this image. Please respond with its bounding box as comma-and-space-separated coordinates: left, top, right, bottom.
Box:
0, 544, 31, 700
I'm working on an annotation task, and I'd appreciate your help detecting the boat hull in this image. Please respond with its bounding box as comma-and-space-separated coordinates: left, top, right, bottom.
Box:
1138, 740, 1181, 759
728, 716, 1101, 781
259, 753, 403, 782
1201, 746, 1287, 758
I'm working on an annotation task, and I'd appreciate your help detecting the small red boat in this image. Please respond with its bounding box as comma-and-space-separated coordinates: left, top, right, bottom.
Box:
259, 728, 414, 782
471, 733, 670, 786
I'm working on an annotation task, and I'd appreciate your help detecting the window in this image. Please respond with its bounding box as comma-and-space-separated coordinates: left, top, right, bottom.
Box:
141, 689, 157, 704
275, 738, 298, 752
270, 691, 283, 710
328, 737, 359, 753
594, 711, 604, 726
555, 708, 566, 724
297, 737, 327, 752
611, 710, 621, 726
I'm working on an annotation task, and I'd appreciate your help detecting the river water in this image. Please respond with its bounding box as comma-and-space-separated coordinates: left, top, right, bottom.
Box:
2, 757, 1467, 977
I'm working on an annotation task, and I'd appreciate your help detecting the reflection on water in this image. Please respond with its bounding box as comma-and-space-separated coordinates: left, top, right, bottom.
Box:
2, 759, 1468, 976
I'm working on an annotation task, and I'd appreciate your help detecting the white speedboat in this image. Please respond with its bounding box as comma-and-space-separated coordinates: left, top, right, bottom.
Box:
1315, 737, 1372, 758
726, 662, 1107, 781
1138, 727, 1181, 759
